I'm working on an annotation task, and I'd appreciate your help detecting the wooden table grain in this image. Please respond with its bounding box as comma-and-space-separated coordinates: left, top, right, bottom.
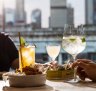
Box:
0, 79, 96, 91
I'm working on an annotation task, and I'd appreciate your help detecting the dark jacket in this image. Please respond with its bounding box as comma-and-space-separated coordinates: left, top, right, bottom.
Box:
0, 32, 18, 71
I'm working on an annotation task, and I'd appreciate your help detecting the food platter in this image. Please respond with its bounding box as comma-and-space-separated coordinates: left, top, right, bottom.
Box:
8, 74, 46, 87
46, 69, 74, 80
3, 72, 46, 87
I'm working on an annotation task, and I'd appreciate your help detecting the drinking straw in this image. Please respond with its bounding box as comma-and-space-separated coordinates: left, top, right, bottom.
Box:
18, 32, 23, 72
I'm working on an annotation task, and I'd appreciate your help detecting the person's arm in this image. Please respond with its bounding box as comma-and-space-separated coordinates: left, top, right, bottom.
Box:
72, 59, 96, 81
5, 35, 19, 69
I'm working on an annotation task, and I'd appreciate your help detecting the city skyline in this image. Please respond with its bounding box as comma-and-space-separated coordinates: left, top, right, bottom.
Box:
0, 0, 85, 27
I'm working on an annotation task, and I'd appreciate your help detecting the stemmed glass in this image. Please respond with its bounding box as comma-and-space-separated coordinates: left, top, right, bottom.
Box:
46, 43, 61, 62
62, 24, 86, 82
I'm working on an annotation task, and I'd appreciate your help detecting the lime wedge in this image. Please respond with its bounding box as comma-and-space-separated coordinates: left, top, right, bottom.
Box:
69, 38, 76, 42
20, 37, 26, 46
81, 37, 85, 43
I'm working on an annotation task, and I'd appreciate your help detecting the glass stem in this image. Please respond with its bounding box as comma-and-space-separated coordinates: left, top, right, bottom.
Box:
72, 54, 76, 61
72, 54, 77, 81
52, 57, 55, 61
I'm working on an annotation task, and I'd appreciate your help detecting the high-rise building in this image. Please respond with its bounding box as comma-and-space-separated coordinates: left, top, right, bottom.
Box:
31, 9, 41, 29
67, 7, 74, 25
5, 8, 15, 26
85, 0, 96, 24
0, 15, 3, 27
50, 0, 74, 29
15, 0, 26, 25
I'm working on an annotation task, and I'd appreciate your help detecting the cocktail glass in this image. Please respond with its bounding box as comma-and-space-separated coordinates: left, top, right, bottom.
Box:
19, 45, 35, 72
46, 44, 61, 62
62, 24, 86, 82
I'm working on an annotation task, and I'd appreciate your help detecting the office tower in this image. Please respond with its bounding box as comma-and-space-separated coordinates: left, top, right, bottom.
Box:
0, 15, 3, 27
67, 7, 74, 25
50, 0, 74, 29
85, 0, 96, 24
5, 8, 15, 26
15, 0, 26, 25
31, 9, 41, 29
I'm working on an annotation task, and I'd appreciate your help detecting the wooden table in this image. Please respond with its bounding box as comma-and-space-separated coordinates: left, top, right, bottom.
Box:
0, 79, 96, 91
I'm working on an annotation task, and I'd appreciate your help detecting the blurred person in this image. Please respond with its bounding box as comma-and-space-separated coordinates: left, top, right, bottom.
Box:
72, 59, 96, 82
0, 32, 19, 71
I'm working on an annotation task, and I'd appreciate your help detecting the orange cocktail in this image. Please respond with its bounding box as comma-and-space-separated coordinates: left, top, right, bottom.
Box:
19, 45, 35, 71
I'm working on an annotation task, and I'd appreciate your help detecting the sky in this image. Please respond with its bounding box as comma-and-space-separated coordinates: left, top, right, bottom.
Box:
0, 0, 85, 27
68, 0, 85, 26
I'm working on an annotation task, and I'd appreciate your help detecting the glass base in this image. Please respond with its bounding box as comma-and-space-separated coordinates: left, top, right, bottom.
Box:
64, 76, 80, 84
67, 79, 79, 83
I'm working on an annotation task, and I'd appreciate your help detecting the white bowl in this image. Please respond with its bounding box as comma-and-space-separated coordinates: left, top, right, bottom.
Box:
7, 74, 46, 87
